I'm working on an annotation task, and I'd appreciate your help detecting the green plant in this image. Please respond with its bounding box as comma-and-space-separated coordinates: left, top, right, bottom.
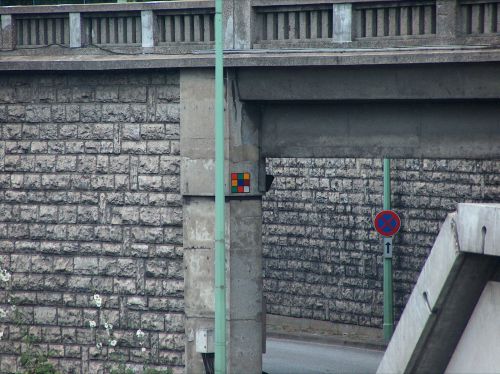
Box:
16, 322, 59, 373
109, 362, 135, 374
19, 349, 59, 374
0, 259, 174, 374
143, 369, 173, 374
0, 261, 59, 374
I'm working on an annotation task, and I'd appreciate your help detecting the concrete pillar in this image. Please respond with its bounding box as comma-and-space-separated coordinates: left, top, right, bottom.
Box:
436, 0, 459, 39
223, 0, 254, 49
332, 3, 352, 43
141, 10, 156, 48
1, 15, 15, 50
181, 70, 217, 374
180, 69, 264, 373
226, 70, 263, 374
226, 199, 263, 373
69, 13, 83, 48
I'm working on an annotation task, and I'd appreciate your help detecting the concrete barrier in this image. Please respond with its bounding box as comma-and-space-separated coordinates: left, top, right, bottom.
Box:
377, 203, 500, 374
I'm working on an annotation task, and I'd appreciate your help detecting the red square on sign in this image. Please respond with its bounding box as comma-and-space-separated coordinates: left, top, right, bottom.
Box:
238, 186, 244, 193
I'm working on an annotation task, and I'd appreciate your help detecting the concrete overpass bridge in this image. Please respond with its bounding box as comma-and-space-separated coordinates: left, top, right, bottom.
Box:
2, 0, 500, 372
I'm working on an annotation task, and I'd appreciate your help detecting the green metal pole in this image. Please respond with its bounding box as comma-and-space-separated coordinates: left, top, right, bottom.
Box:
214, 0, 226, 372
383, 158, 394, 342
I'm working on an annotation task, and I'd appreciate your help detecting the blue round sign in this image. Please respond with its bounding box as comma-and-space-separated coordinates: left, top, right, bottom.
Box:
374, 210, 401, 237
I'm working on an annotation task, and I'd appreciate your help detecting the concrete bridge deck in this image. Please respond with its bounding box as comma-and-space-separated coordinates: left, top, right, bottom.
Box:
2, 0, 500, 69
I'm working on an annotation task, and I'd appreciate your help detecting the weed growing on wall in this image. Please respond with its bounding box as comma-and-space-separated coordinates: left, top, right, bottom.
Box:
1, 261, 172, 373
0, 260, 59, 374
88, 294, 172, 374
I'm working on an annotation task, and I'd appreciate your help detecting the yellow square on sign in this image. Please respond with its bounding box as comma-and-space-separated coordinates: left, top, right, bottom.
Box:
244, 173, 250, 180
232, 180, 238, 187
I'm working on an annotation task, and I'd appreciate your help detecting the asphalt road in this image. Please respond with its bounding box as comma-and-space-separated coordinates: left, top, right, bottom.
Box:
263, 337, 384, 374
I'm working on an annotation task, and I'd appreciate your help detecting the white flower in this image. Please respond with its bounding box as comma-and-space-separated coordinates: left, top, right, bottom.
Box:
109, 339, 117, 347
0, 270, 11, 283
136, 329, 145, 339
89, 320, 97, 328
141, 347, 146, 352
10, 305, 16, 312
93, 294, 102, 308
104, 322, 113, 330
96, 342, 102, 350
0, 309, 6, 319
0, 331, 4, 340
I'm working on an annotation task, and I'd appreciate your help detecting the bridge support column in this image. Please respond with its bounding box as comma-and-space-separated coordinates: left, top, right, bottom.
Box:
181, 69, 264, 373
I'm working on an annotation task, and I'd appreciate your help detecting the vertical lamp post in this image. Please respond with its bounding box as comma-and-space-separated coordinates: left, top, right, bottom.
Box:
214, 0, 226, 372
383, 158, 394, 342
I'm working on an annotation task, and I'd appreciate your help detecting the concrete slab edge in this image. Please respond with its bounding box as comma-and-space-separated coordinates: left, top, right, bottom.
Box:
2, 48, 500, 71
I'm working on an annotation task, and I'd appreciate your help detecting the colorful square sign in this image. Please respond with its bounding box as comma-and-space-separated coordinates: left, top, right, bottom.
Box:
231, 172, 250, 193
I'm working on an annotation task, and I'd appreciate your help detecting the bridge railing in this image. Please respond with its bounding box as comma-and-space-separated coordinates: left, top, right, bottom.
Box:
0, 0, 215, 52
1, 0, 500, 53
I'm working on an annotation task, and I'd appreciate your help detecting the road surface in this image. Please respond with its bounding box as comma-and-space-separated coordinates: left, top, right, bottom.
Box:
263, 337, 384, 374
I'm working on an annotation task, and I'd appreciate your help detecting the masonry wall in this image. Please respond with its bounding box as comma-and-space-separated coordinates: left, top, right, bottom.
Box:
0, 71, 183, 373
2, 69, 500, 372
262, 158, 500, 328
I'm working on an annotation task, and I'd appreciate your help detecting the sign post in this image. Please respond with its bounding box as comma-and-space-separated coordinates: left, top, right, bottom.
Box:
373, 158, 402, 343
374, 207, 400, 342
383, 159, 393, 343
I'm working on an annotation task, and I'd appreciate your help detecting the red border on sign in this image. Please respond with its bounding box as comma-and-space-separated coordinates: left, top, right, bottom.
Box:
374, 210, 401, 237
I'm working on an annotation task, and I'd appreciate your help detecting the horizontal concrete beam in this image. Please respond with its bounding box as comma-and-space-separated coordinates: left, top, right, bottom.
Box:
237, 63, 500, 101
260, 101, 500, 160
1, 48, 500, 71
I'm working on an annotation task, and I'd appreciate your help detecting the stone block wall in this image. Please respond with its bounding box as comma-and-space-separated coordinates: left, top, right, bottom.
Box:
0, 71, 183, 373
262, 158, 500, 328
2, 68, 500, 371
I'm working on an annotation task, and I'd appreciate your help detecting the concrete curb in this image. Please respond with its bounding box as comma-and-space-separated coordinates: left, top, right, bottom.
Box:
266, 331, 387, 352
265, 315, 386, 353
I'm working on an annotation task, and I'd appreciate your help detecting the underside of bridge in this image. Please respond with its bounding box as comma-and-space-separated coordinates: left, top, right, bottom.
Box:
180, 61, 500, 373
